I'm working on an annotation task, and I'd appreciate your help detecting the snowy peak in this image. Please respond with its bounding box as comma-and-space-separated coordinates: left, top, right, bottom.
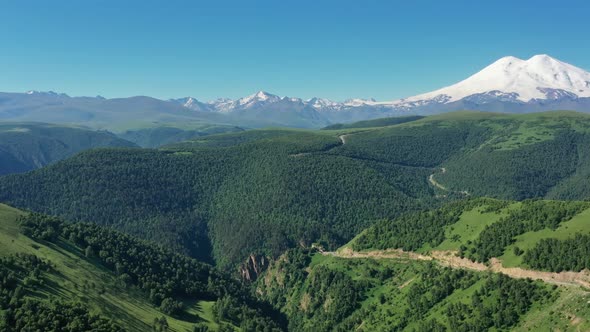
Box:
307, 97, 339, 108
237, 91, 280, 106
173, 54, 590, 116
398, 54, 590, 104
182, 97, 198, 108
170, 96, 214, 112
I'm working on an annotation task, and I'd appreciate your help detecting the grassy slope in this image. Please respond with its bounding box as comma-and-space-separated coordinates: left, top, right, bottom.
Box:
413, 110, 590, 151
0, 204, 221, 332
500, 208, 590, 267
433, 203, 517, 251
262, 252, 590, 331
350, 198, 590, 270
516, 287, 590, 331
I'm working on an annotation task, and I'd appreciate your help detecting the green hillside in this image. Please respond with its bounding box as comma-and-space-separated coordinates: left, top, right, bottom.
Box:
0, 122, 137, 176
254, 247, 590, 332
332, 111, 590, 200
0, 204, 283, 331
251, 198, 590, 331
352, 197, 590, 272
2, 111, 590, 269
0, 128, 438, 267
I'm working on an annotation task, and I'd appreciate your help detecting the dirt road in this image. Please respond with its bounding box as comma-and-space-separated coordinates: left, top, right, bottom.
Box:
338, 134, 348, 144
428, 167, 447, 190
325, 248, 590, 288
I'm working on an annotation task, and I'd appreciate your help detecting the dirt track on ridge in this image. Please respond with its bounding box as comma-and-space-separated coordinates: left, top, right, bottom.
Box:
324, 248, 590, 288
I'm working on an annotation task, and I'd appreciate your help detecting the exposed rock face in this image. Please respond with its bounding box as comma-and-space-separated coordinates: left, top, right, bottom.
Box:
240, 254, 268, 282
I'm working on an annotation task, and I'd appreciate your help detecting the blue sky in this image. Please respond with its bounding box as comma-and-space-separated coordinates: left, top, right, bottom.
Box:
1, 0, 589, 101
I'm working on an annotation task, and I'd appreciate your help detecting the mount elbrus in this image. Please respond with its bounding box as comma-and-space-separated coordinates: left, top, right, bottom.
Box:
2, 55, 590, 129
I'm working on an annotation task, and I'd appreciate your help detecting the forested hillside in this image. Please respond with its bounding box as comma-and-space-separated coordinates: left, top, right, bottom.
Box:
254, 247, 590, 331
2, 111, 590, 269
353, 197, 590, 272
0, 123, 136, 175
0, 129, 437, 267
0, 204, 284, 331
251, 197, 590, 331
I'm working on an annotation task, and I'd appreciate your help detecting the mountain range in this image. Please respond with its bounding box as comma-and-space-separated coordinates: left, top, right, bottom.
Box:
1, 54, 589, 130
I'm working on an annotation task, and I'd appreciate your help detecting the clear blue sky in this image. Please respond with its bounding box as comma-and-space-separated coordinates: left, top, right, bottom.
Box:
1, 0, 589, 101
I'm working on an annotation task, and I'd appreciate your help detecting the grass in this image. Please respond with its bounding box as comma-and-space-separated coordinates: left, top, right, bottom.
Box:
305, 252, 568, 331
408, 110, 590, 151
515, 287, 590, 332
434, 204, 514, 251
0, 204, 222, 332
405, 279, 485, 331
500, 207, 590, 267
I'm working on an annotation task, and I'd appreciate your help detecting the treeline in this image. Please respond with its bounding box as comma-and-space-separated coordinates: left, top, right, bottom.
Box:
524, 234, 590, 272
353, 198, 504, 251
462, 200, 590, 262
20, 213, 285, 331
0, 253, 124, 331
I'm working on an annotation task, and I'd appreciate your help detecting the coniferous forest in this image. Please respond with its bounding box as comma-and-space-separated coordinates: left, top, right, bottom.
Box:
2, 112, 590, 331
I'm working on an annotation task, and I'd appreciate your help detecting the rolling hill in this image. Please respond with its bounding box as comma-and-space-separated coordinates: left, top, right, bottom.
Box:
0, 204, 283, 331
2, 111, 590, 270
253, 198, 590, 331
0, 123, 137, 176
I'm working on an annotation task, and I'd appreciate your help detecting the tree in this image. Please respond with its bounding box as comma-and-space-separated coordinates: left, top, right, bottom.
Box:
85, 245, 95, 258
160, 297, 183, 316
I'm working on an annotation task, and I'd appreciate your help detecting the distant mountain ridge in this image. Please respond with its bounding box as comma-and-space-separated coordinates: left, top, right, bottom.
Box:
0, 122, 137, 175
3, 54, 590, 129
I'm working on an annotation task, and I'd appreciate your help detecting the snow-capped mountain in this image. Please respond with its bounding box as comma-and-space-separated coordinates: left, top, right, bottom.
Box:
7, 54, 590, 129
390, 54, 590, 106
171, 54, 590, 121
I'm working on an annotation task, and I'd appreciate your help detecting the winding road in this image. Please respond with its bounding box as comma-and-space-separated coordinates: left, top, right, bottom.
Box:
428, 167, 447, 190
290, 134, 349, 158
428, 167, 470, 196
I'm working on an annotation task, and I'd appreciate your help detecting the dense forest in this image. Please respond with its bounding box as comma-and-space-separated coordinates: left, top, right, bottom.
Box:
0, 123, 136, 176
523, 234, 590, 272
16, 213, 284, 331
0, 129, 436, 267
2, 112, 590, 330
440, 130, 590, 199
2, 111, 590, 271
